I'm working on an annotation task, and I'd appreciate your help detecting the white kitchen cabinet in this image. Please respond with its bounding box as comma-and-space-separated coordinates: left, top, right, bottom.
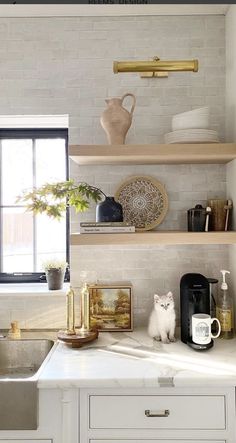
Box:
0, 440, 52, 442
80, 387, 235, 443
90, 440, 226, 443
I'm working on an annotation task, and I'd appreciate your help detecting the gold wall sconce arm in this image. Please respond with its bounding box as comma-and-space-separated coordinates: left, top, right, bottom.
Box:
113, 57, 198, 79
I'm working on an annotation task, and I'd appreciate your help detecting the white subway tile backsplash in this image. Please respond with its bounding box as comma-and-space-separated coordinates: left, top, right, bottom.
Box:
71, 244, 229, 327
0, 15, 225, 144
0, 14, 227, 328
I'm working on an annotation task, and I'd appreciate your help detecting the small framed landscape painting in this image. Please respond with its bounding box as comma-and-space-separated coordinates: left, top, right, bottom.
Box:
88, 284, 133, 332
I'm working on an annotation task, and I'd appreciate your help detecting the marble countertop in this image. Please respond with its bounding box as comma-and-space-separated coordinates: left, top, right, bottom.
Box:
38, 328, 236, 388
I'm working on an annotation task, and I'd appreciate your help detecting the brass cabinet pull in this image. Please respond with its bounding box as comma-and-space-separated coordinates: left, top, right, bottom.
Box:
145, 409, 170, 418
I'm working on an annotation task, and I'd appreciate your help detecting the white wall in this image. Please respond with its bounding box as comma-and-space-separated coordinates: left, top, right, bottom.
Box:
226, 5, 236, 142
227, 160, 236, 229
226, 6, 236, 308
0, 14, 227, 328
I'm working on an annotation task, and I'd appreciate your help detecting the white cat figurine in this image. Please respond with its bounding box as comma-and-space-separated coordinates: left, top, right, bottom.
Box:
148, 292, 176, 343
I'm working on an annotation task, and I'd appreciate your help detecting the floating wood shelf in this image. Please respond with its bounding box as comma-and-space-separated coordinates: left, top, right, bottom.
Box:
71, 231, 236, 246
69, 143, 236, 166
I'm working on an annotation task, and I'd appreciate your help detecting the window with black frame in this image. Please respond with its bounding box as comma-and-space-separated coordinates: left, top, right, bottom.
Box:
0, 129, 69, 283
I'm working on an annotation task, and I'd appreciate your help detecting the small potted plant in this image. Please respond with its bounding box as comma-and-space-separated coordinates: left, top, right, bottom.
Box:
42, 259, 68, 290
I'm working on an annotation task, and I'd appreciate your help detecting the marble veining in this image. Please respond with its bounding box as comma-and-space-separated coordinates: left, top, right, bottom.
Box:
38, 329, 236, 389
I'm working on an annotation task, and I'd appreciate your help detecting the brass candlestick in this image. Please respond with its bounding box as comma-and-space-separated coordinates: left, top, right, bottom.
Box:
80, 283, 90, 333
58, 283, 99, 347
66, 286, 76, 335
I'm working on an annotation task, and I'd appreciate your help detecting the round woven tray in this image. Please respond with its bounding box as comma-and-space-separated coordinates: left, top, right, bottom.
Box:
115, 175, 168, 231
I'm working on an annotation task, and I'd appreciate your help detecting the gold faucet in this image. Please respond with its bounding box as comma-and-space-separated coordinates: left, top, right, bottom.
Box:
8, 321, 21, 339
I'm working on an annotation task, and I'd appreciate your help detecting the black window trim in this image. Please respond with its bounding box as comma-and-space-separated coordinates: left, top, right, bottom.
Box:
0, 128, 70, 284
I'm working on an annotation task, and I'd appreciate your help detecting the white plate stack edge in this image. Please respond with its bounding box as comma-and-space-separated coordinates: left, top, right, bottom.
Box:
164, 107, 220, 144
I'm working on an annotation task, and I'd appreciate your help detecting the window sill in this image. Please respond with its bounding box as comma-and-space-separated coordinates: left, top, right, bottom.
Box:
0, 282, 69, 296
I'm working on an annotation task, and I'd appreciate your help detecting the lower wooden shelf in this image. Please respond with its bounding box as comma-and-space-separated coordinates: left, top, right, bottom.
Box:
71, 231, 236, 246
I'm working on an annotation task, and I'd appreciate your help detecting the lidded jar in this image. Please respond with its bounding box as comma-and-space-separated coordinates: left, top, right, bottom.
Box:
187, 204, 210, 232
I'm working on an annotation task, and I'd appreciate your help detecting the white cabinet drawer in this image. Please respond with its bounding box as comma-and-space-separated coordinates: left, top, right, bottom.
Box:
0, 441, 52, 443
89, 395, 225, 430
90, 441, 225, 443
89, 440, 225, 443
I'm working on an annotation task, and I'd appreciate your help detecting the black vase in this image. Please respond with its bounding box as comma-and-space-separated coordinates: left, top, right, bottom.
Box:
96, 196, 123, 223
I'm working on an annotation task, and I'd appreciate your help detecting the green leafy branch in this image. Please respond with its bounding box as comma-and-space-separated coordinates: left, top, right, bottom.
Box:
16, 179, 106, 220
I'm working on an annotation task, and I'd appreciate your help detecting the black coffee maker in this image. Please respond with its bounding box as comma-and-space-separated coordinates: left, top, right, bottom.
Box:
180, 273, 213, 350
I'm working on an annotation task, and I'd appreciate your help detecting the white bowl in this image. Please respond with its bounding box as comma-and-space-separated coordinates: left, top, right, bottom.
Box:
173, 107, 209, 119
172, 114, 209, 131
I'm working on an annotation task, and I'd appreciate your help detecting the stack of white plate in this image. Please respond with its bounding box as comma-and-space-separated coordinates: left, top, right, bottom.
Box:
164, 107, 219, 144
165, 128, 219, 144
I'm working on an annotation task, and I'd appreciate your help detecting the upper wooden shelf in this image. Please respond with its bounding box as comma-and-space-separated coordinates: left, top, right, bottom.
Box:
69, 143, 236, 166
71, 231, 236, 246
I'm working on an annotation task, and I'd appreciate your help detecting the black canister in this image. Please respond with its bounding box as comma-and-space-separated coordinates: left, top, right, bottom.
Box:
96, 196, 123, 223
187, 204, 207, 232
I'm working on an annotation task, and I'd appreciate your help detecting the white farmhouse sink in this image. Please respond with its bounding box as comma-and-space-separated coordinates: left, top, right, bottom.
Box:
0, 339, 54, 430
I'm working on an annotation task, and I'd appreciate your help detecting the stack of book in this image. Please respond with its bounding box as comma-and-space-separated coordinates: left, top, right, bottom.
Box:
80, 222, 135, 234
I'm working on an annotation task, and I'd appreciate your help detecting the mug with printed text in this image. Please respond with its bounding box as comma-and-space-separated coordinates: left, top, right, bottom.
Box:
192, 313, 221, 345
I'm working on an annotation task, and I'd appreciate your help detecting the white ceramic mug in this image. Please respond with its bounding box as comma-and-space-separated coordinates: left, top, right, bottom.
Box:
192, 313, 221, 345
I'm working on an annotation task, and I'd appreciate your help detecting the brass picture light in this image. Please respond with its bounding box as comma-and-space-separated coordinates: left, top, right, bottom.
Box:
113, 56, 199, 78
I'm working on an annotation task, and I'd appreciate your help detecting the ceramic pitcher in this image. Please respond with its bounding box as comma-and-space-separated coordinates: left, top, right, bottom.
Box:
100, 93, 136, 144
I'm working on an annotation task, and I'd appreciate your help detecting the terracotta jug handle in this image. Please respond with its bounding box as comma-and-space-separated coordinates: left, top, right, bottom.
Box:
121, 93, 136, 115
